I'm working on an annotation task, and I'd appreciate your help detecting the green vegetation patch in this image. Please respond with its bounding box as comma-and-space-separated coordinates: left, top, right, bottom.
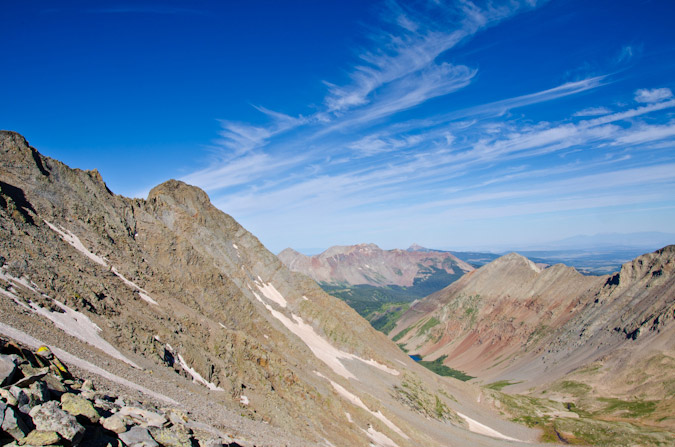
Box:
485, 380, 523, 391
416, 316, 440, 335
595, 398, 657, 419
368, 302, 410, 334
446, 293, 482, 328
393, 373, 460, 423
392, 325, 413, 342
488, 390, 673, 446
417, 355, 474, 381
552, 380, 593, 397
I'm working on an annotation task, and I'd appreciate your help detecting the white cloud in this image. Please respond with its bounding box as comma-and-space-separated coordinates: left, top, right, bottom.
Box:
634, 87, 673, 103
573, 106, 611, 117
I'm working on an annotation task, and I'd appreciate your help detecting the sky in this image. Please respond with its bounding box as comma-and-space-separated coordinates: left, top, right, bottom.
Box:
2, 0, 675, 253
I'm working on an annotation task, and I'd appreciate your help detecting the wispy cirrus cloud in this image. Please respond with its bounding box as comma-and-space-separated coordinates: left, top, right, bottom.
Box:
179, 0, 674, 252
574, 106, 611, 117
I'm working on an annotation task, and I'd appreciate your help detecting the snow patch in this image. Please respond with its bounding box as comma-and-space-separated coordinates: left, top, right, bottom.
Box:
0, 268, 140, 368
239, 395, 249, 405
111, 267, 159, 306
345, 412, 353, 423
44, 221, 107, 266
176, 353, 223, 391
232, 243, 239, 250
315, 372, 408, 440
252, 285, 399, 379
363, 426, 398, 447
0, 287, 32, 311
138, 292, 159, 306
0, 269, 39, 294
254, 278, 287, 308
31, 300, 140, 369
457, 412, 522, 442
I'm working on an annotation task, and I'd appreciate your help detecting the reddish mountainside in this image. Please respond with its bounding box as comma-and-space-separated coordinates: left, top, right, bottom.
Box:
391, 248, 675, 429
278, 244, 474, 287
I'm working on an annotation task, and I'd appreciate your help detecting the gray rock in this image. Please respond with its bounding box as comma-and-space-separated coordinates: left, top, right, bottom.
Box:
9, 386, 29, 407
2, 404, 30, 441
119, 426, 159, 447
29, 400, 85, 444
0, 354, 18, 386
27, 380, 51, 406
42, 375, 67, 394
100, 414, 127, 434
117, 407, 167, 428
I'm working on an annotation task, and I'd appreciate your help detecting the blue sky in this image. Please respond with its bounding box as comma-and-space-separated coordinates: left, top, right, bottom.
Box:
2, 0, 675, 253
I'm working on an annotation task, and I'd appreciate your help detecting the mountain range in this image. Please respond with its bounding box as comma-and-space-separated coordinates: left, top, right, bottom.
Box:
0, 131, 551, 446
1, 130, 673, 446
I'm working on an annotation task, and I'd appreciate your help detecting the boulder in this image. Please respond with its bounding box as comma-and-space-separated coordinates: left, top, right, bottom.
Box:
117, 407, 166, 428
1, 404, 30, 441
148, 426, 194, 447
29, 401, 85, 444
60, 393, 100, 423
19, 429, 61, 446
118, 426, 159, 447
100, 414, 127, 434
0, 354, 18, 386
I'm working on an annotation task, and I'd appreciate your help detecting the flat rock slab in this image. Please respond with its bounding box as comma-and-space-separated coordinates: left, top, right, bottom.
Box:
119, 426, 159, 447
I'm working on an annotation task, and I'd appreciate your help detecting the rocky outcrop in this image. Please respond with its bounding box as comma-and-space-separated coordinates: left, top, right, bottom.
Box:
0, 338, 243, 447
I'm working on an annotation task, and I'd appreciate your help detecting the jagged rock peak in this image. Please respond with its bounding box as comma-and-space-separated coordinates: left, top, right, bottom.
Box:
0, 130, 51, 178
0, 130, 30, 147
612, 244, 675, 287
148, 179, 212, 213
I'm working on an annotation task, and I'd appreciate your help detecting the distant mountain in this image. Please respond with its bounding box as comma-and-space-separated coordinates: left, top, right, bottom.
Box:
391, 247, 675, 435
278, 243, 474, 287
278, 244, 475, 333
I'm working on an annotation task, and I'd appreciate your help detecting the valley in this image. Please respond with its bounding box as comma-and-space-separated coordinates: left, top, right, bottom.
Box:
1, 130, 672, 446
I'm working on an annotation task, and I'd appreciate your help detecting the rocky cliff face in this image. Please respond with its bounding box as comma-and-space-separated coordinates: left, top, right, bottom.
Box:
0, 131, 539, 447
278, 243, 473, 287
